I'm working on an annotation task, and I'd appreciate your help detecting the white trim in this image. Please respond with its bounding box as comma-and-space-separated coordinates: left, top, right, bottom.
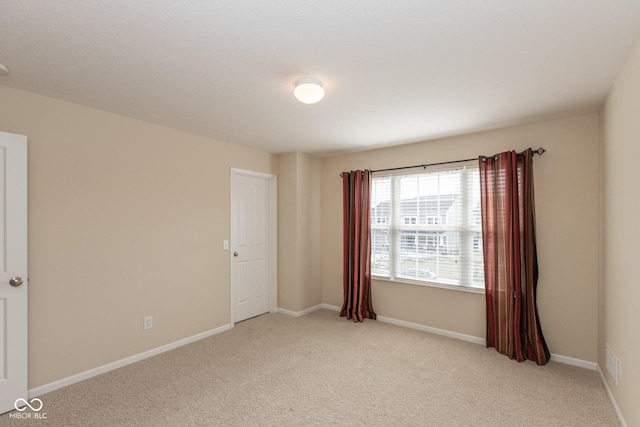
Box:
319, 304, 597, 369
597, 365, 628, 427
278, 304, 323, 317
377, 315, 485, 345
321, 303, 341, 312
0, 131, 28, 414
269, 175, 278, 314
230, 168, 275, 181
373, 276, 485, 295
28, 324, 232, 399
549, 353, 597, 370
230, 168, 278, 324
322, 303, 484, 344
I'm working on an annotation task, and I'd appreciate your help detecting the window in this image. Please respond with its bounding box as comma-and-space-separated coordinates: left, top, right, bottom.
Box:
370, 163, 484, 290
402, 216, 417, 225
400, 233, 416, 250
426, 216, 442, 225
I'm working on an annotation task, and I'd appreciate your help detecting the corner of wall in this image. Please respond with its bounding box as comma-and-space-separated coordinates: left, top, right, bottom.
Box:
597, 107, 606, 373
597, 29, 640, 427
276, 152, 323, 312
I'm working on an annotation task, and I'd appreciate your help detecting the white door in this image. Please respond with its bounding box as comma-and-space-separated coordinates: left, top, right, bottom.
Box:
0, 131, 28, 414
231, 169, 276, 323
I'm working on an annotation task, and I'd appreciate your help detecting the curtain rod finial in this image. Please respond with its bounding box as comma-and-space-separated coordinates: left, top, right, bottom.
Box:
534, 147, 546, 155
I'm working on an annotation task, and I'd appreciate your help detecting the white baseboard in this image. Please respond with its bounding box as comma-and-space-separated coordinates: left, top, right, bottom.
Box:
318, 304, 597, 370
550, 353, 597, 370
28, 323, 232, 399
319, 303, 484, 345
597, 365, 628, 427
277, 304, 323, 317
377, 315, 486, 345
321, 303, 340, 312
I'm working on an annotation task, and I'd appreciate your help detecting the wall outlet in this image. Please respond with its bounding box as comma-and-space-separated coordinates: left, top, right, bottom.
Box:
223, 240, 229, 250
144, 316, 153, 330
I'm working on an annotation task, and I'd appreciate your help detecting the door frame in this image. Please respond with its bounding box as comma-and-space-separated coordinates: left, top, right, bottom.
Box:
0, 131, 28, 414
229, 168, 277, 325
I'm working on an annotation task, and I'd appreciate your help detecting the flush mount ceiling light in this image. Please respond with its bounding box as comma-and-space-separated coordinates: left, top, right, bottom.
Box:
294, 77, 325, 104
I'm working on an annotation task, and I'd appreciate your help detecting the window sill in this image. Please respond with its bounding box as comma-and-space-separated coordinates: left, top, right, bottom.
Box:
371, 275, 485, 295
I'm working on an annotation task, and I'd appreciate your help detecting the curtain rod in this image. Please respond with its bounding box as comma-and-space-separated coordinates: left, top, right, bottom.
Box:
340, 147, 546, 176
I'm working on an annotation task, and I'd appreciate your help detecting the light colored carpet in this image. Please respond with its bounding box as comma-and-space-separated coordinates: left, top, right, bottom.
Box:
2, 309, 619, 426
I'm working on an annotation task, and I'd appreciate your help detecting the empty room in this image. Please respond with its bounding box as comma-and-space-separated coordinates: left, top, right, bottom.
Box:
0, 1, 639, 426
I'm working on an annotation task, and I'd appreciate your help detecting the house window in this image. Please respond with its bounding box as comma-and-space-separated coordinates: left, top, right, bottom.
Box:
400, 233, 416, 250
426, 235, 438, 247
370, 163, 484, 290
402, 216, 417, 225
426, 216, 442, 225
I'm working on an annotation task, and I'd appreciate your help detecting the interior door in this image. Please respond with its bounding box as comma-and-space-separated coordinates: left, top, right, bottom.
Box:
231, 170, 273, 323
0, 131, 28, 414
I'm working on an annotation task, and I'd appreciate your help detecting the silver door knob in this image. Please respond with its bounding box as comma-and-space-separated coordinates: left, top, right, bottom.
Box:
9, 277, 23, 287
234, 252, 239, 257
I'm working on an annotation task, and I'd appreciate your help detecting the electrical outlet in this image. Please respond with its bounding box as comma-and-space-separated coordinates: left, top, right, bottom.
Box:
223, 240, 229, 250
144, 316, 153, 330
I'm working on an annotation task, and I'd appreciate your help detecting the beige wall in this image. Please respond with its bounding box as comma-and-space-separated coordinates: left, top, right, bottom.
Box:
0, 86, 277, 389
322, 113, 601, 361
277, 152, 322, 312
601, 33, 640, 426
297, 153, 323, 310
277, 153, 299, 310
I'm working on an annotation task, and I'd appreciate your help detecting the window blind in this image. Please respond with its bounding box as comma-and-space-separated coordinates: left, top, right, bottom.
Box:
371, 162, 484, 290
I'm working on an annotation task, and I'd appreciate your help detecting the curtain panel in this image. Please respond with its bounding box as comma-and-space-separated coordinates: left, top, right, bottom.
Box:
341, 170, 376, 322
479, 149, 550, 365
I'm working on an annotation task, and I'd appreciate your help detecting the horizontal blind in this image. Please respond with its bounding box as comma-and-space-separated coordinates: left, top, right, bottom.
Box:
371, 163, 484, 289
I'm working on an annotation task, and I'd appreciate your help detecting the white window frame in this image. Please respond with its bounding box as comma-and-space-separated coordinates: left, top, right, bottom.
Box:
370, 163, 484, 294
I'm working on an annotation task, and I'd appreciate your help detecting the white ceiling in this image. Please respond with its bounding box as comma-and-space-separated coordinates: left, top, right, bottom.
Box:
1, 1, 639, 156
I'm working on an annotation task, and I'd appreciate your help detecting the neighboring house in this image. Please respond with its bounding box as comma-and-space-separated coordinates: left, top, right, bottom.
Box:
371, 194, 480, 256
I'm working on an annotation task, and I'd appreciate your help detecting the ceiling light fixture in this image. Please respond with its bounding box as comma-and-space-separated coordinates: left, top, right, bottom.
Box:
294, 77, 325, 104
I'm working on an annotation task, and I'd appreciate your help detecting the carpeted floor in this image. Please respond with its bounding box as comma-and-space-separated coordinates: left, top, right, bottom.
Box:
1, 309, 619, 426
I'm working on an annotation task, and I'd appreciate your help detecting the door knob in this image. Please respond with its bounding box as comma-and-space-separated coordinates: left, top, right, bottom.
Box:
9, 277, 23, 287
234, 252, 239, 257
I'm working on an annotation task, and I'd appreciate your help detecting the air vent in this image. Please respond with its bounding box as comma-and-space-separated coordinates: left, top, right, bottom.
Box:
605, 344, 619, 386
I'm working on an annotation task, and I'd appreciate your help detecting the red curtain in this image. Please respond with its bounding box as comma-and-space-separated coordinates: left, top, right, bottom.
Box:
341, 170, 376, 322
479, 149, 550, 365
